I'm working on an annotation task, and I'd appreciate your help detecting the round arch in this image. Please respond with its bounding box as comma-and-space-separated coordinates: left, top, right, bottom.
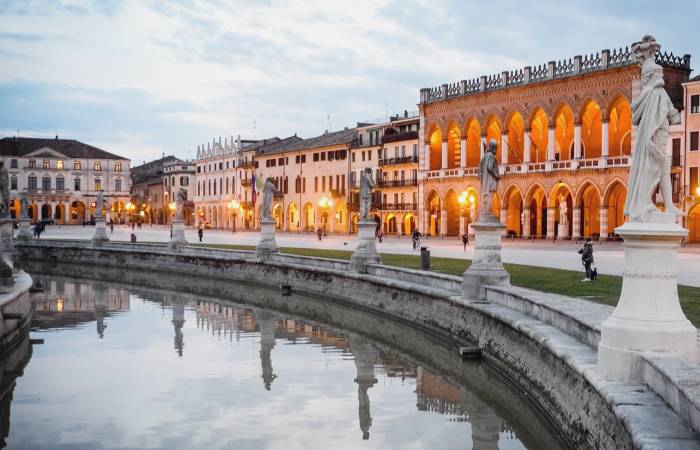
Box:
70, 201, 85, 224
273, 203, 283, 230
287, 202, 299, 231
549, 182, 574, 238
403, 212, 416, 236
303, 202, 314, 231
525, 183, 548, 238
484, 115, 502, 163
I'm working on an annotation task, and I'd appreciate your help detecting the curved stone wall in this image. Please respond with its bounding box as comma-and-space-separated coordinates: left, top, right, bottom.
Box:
16, 240, 700, 449
0, 271, 32, 356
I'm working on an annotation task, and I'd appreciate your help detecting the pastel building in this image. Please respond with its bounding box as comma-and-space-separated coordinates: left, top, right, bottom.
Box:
682, 75, 700, 241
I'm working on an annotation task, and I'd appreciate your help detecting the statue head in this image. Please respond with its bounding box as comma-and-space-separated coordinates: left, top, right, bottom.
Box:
488, 139, 498, 153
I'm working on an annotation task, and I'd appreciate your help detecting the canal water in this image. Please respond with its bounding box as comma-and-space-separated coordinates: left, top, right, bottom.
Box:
1, 268, 566, 449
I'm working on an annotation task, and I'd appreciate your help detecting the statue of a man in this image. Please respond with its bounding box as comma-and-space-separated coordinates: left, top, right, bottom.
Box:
359, 168, 375, 220
261, 177, 276, 221
96, 191, 104, 219
478, 139, 500, 217
0, 162, 8, 218
19, 192, 28, 219
559, 195, 568, 225
175, 188, 186, 221
625, 35, 682, 222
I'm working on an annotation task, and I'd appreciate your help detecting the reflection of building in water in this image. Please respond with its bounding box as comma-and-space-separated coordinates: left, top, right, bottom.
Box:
30, 278, 130, 333
0, 337, 32, 449
460, 389, 503, 450
348, 334, 378, 441
195, 301, 256, 341
416, 368, 465, 416
257, 310, 277, 390
171, 298, 185, 357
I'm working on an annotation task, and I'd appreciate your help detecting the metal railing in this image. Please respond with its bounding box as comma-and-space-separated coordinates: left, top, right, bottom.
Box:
378, 155, 418, 166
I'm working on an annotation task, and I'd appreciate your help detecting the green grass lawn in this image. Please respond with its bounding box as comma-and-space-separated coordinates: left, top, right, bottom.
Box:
192, 243, 700, 327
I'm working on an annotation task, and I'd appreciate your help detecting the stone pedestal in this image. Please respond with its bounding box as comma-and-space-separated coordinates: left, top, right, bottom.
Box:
557, 223, 568, 239
598, 213, 698, 382
16, 219, 32, 241
0, 218, 14, 293
168, 219, 188, 251
351, 219, 382, 273
462, 214, 510, 300
256, 218, 279, 259
92, 218, 109, 246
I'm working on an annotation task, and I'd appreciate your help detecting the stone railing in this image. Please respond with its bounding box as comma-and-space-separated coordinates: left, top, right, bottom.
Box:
420, 47, 691, 104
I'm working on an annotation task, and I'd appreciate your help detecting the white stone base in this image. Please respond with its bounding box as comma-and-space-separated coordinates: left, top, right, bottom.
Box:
462, 214, 510, 301
168, 220, 189, 250
351, 219, 382, 273
92, 219, 109, 246
598, 213, 698, 382
256, 218, 279, 259
16, 219, 32, 241
557, 223, 568, 239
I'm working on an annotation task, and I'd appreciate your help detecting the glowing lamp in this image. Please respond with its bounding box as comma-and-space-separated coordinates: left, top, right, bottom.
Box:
468, 195, 476, 205
696, 186, 700, 197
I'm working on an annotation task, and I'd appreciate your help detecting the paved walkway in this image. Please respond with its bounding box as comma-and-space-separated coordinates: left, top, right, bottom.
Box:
35, 224, 700, 288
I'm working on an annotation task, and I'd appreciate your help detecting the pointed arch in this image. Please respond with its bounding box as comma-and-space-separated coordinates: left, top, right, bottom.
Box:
443, 188, 460, 236
575, 180, 602, 239
505, 111, 525, 164
484, 114, 502, 163
503, 184, 524, 235
579, 99, 603, 159
464, 118, 482, 168
553, 103, 575, 161
607, 95, 632, 157
428, 125, 443, 171
528, 108, 549, 163
446, 121, 461, 169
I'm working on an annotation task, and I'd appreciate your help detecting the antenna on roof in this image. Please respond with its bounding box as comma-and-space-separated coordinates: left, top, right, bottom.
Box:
253, 120, 256, 140
326, 114, 332, 133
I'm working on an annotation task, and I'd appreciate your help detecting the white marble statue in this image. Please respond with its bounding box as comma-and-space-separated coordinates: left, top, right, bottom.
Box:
625, 35, 682, 222
175, 188, 186, 221
559, 195, 568, 225
261, 177, 276, 221
478, 139, 500, 217
359, 168, 375, 220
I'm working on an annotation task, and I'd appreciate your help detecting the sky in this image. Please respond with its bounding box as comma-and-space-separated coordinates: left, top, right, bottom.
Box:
0, 0, 698, 166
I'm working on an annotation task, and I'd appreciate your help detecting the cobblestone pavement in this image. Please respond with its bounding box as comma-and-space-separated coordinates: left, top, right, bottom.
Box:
35, 224, 700, 287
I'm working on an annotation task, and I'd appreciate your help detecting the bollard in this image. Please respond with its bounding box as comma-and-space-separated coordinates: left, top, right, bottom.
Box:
420, 247, 431, 271
130, 233, 137, 243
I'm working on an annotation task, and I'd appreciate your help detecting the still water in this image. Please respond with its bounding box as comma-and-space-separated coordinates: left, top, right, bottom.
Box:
1, 270, 565, 450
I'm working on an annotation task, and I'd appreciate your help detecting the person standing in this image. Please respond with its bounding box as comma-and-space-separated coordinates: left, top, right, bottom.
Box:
578, 239, 594, 281
317, 227, 323, 241
377, 229, 383, 243
198, 226, 203, 242
411, 229, 421, 250
462, 233, 469, 251
110, 220, 114, 234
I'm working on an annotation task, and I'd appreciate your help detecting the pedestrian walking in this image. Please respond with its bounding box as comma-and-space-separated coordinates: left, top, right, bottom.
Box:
317, 227, 323, 241
170, 224, 173, 239
412, 229, 422, 250
578, 238, 594, 282
110, 220, 114, 234
378, 229, 383, 243
462, 233, 469, 251
198, 226, 203, 242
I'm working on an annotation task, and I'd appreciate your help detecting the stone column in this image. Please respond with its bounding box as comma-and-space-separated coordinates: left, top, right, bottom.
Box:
499, 209, 508, 235
92, 208, 109, 246
598, 213, 697, 381
523, 130, 531, 163
522, 208, 531, 237
460, 139, 466, 167
172, 298, 185, 357
574, 123, 582, 159
601, 120, 609, 158
547, 126, 556, 161
599, 207, 608, 240
439, 210, 447, 236
462, 213, 510, 300
501, 133, 508, 164
0, 217, 14, 293
258, 310, 277, 390
546, 207, 555, 239
350, 335, 377, 441
441, 140, 448, 169
351, 217, 382, 273
572, 207, 581, 240
423, 144, 430, 171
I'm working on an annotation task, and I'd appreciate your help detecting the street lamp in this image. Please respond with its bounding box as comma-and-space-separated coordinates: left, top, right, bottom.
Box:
696, 186, 700, 197
457, 191, 468, 236
229, 199, 240, 232
318, 197, 332, 235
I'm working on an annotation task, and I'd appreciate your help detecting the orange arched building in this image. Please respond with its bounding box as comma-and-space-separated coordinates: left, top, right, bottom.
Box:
418, 46, 691, 239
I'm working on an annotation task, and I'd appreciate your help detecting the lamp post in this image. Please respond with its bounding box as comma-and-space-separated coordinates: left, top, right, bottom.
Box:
168, 202, 176, 225
318, 196, 332, 235
229, 199, 240, 232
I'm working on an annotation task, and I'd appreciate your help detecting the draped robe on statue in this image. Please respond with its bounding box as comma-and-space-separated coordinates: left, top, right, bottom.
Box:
624, 79, 676, 222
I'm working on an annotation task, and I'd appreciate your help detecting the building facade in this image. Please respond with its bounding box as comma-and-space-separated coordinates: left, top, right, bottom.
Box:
162, 159, 196, 226
683, 75, 700, 241
418, 46, 691, 239
0, 137, 131, 223
131, 155, 181, 224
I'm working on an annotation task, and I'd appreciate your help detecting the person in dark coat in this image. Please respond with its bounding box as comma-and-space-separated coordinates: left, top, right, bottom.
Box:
578, 238, 594, 281
198, 226, 203, 242
462, 233, 469, 251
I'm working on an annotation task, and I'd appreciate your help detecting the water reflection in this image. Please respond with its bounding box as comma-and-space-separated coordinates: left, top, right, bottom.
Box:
2, 271, 565, 449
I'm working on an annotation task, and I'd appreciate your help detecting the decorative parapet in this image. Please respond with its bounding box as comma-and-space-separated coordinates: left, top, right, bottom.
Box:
420, 46, 691, 104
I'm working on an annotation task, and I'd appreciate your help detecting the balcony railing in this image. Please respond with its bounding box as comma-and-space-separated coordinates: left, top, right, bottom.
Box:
382, 131, 418, 144
378, 202, 417, 211
379, 155, 418, 166
240, 179, 252, 187
377, 178, 418, 188
331, 188, 346, 199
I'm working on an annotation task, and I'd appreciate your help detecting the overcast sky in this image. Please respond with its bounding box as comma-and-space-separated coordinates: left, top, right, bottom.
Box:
0, 0, 698, 165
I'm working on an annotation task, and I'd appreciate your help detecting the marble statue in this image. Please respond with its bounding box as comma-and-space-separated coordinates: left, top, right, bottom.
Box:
175, 188, 186, 221
478, 139, 500, 217
0, 162, 8, 218
359, 168, 375, 220
19, 193, 28, 219
625, 35, 682, 222
261, 177, 276, 221
559, 195, 568, 225
96, 191, 104, 219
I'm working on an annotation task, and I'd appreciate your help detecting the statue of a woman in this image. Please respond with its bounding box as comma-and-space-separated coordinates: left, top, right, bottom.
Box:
175, 188, 186, 221
478, 139, 500, 218
625, 35, 682, 222
261, 178, 276, 221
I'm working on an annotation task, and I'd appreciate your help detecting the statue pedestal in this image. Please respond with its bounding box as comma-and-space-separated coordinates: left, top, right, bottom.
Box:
351, 219, 382, 273
92, 218, 109, 246
256, 218, 279, 259
598, 213, 697, 381
462, 214, 510, 300
0, 218, 14, 293
16, 219, 32, 241
557, 223, 568, 239
168, 219, 188, 250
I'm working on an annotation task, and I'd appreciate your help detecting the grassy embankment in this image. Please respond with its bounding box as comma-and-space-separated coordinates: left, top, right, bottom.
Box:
192, 243, 700, 327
